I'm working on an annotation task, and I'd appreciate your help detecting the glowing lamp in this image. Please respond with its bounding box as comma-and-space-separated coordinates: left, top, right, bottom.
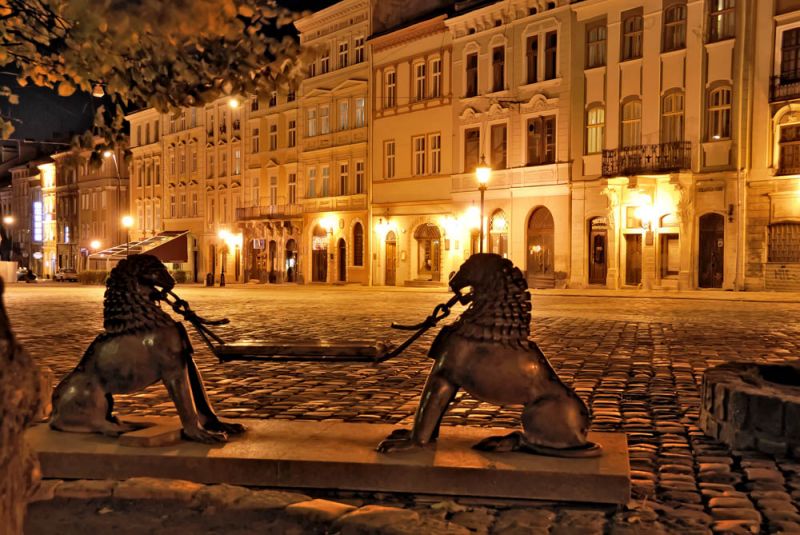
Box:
121, 215, 134, 229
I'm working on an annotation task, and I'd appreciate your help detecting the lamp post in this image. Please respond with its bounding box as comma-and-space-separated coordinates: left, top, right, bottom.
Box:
218, 229, 230, 287
121, 215, 134, 257
103, 150, 123, 248
475, 156, 491, 254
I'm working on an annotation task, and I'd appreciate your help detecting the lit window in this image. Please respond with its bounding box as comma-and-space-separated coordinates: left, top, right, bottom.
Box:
431, 59, 442, 98
233, 149, 241, 175
385, 140, 396, 178
355, 161, 365, 194
320, 106, 330, 134
413, 136, 426, 175
661, 91, 685, 143
621, 10, 643, 61
429, 134, 441, 174
339, 162, 349, 195
339, 41, 349, 68
586, 105, 605, 154
354, 37, 365, 63
586, 23, 607, 68
307, 109, 317, 137
355, 98, 365, 128
321, 166, 330, 197
338, 100, 349, 131
708, 0, 735, 43
414, 63, 426, 101
288, 173, 297, 204
707, 86, 732, 140
288, 120, 296, 147
269, 176, 277, 205
385, 70, 396, 108
621, 100, 642, 148
663, 3, 687, 52
307, 168, 316, 198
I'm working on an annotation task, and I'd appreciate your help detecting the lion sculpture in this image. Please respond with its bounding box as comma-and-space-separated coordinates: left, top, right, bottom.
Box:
378, 253, 600, 457
50, 254, 244, 443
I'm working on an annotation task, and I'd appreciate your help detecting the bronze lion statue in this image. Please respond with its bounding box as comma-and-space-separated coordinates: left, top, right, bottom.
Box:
50, 254, 244, 443
378, 253, 600, 457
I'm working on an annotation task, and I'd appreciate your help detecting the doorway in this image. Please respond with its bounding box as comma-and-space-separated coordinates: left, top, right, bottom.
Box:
699, 213, 724, 288
285, 239, 297, 283
625, 234, 642, 286
337, 238, 346, 282
414, 223, 441, 281
588, 217, 608, 285
526, 207, 555, 288
268, 240, 277, 283
312, 225, 328, 282
385, 231, 397, 286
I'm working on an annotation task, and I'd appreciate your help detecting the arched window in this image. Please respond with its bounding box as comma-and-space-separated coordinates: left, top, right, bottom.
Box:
489, 210, 508, 258
621, 99, 642, 148
707, 85, 732, 140
661, 91, 684, 143
586, 105, 605, 154
353, 222, 364, 267
663, 3, 687, 51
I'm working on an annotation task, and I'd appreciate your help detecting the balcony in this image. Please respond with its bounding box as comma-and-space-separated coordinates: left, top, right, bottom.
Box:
236, 204, 302, 221
770, 76, 800, 103
602, 142, 692, 177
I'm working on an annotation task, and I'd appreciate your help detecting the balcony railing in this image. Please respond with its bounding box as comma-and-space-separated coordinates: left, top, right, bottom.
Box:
602, 142, 692, 177
236, 204, 302, 221
770, 76, 800, 102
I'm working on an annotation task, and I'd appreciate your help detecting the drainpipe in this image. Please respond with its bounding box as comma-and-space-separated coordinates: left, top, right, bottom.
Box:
734, 0, 754, 291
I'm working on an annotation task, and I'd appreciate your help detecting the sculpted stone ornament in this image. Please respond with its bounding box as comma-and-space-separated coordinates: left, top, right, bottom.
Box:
378, 254, 601, 458
50, 254, 245, 444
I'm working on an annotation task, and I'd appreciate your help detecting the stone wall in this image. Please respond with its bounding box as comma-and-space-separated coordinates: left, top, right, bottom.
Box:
765, 264, 800, 291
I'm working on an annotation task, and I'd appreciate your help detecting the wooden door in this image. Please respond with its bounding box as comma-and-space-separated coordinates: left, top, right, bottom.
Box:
625, 234, 642, 285
526, 207, 555, 288
385, 231, 396, 286
699, 213, 724, 288
338, 238, 346, 282
588, 217, 607, 285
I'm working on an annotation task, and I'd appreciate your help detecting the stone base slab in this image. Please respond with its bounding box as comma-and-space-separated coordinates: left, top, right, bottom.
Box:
26, 419, 629, 505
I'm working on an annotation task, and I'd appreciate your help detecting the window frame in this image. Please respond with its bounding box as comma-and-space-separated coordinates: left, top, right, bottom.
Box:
465, 52, 479, 97
585, 104, 605, 155
620, 98, 642, 148
663, 2, 687, 52
706, 85, 732, 141
412, 135, 427, 176
661, 90, 685, 143
586, 22, 607, 69
490, 123, 508, 170
707, 0, 736, 43
414, 62, 427, 102
620, 9, 643, 61
385, 69, 397, 108
429, 133, 442, 174
385, 140, 396, 179
430, 58, 442, 98
491, 45, 506, 92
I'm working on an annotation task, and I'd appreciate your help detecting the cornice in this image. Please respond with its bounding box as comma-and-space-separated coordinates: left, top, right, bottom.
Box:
370, 15, 449, 52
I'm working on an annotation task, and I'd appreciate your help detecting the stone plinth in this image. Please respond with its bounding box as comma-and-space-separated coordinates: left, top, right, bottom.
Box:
27, 419, 629, 505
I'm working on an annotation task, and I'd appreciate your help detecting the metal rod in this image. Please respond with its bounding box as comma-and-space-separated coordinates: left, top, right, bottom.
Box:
479, 185, 485, 253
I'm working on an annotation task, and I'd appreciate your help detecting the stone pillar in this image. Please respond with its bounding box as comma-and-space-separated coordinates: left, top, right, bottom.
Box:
602, 186, 620, 289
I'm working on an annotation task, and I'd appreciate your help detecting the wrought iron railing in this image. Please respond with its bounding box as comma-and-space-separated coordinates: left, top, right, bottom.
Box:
770, 76, 800, 102
602, 142, 692, 177
236, 204, 302, 221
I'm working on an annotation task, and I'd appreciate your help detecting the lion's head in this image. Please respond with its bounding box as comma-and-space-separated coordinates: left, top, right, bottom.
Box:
449, 253, 532, 345
103, 254, 176, 335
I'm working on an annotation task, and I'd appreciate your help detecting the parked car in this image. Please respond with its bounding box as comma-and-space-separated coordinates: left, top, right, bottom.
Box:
16, 267, 36, 282
54, 268, 78, 282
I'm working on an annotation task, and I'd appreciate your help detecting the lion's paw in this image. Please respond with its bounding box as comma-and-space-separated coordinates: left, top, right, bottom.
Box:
182, 426, 228, 444
206, 420, 246, 435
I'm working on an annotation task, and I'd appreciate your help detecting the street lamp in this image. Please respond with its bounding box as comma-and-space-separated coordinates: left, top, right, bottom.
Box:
1, 215, 13, 262
103, 150, 123, 248
475, 156, 491, 253
218, 229, 230, 287
121, 215, 134, 257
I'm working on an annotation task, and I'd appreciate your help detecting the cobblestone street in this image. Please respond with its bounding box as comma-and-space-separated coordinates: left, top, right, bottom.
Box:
11, 283, 800, 533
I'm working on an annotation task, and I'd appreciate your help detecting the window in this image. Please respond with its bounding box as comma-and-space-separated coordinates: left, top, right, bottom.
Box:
526, 36, 538, 84
464, 128, 481, 172
191, 192, 198, 216
586, 105, 605, 154
544, 31, 557, 80
338, 100, 349, 130
782, 29, 800, 82
169, 195, 176, 218
355, 161, 365, 194
621, 100, 642, 147
169, 152, 176, 177
354, 37, 365, 63
321, 47, 330, 74
385, 140, 396, 178
288, 173, 297, 204
431, 59, 442, 98
385, 70, 396, 108
338, 163, 349, 195
154, 120, 159, 141
660, 233, 680, 277
145, 165, 152, 187
586, 23, 607, 68
490, 124, 507, 169
492, 46, 505, 92
269, 124, 278, 150
207, 155, 215, 179
221, 195, 228, 223
707, 86, 732, 140
663, 3, 687, 52
269, 176, 277, 206
769, 223, 800, 262
220, 152, 227, 177
288, 120, 297, 147
661, 91, 685, 143
430, 134, 441, 174
155, 162, 160, 185
251, 97, 259, 112
527, 116, 556, 166
355, 98, 365, 128
179, 111, 185, 131
339, 41, 349, 68
179, 150, 186, 175
137, 166, 143, 187
413, 136, 426, 176
191, 148, 198, 173
191, 108, 197, 128
136, 125, 142, 146
252, 127, 260, 153
621, 10, 643, 61
320, 105, 330, 134
708, 0, 735, 42
466, 53, 478, 97
353, 223, 364, 266
309, 61, 316, 77
208, 198, 215, 224
269, 91, 277, 107
307, 168, 316, 198
307, 109, 317, 137
233, 149, 241, 175
179, 193, 187, 217
288, 91, 296, 102
321, 166, 330, 196
414, 62, 426, 101
780, 125, 800, 173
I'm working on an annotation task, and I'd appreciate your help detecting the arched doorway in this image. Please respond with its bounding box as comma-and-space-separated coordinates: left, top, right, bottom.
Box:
414, 223, 441, 281
337, 238, 347, 282
588, 217, 608, 285
489, 209, 508, 258
312, 225, 328, 282
699, 213, 724, 288
526, 207, 554, 288
385, 230, 397, 286
285, 239, 297, 283
268, 240, 277, 283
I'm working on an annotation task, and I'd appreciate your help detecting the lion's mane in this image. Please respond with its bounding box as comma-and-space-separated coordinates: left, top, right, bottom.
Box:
103, 255, 175, 336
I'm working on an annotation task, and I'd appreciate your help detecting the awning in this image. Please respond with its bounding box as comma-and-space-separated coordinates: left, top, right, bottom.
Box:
88, 231, 189, 263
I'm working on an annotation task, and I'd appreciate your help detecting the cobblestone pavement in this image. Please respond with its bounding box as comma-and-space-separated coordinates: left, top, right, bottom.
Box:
10, 283, 800, 533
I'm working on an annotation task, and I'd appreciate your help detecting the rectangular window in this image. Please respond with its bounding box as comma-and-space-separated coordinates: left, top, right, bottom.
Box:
307, 168, 316, 198
660, 233, 680, 277
464, 127, 481, 172
288, 91, 296, 102
307, 109, 317, 137
430, 134, 441, 174
309, 62, 316, 77
769, 223, 800, 261
527, 116, 556, 166
191, 192, 198, 216
526, 35, 538, 84
220, 152, 227, 177
269, 124, 278, 150
413, 136, 426, 176
355, 98, 365, 128
621, 100, 642, 147
269, 91, 277, 107
661, 92, 685, 143
663, 3, 687, 52
339, 162, 349, 195
544, 31, 557, 80
466, 53, 478, 97
354, 37, 365, 63
320, 105, 330, 134
138, 166, 143, 187
208, 198, 215, 224
707, 86, 732, 140
251, 97, 259, 112
170, 195, 176, 218
338, 100, 349, 130
191, 148, 198, 173
621, 10, 643, 61
288, 120, 297, 147
288, 173, 297, 204
490, 124, 507, 170
385, 70, 396, 108
269, 176, 277, 205
708, 0, 735, 43
492, 46, 505, 92
154, 120, 159, 141
339, 41, 349, 68
233, 149, 241, 175
207, 155, 215, 179
782, 28, 800, 82
586, 23, 607, 68
155, 162, 160, 185
179, 150, 186, 175
252, 127, 260, 153
180, 193, 187, 217
586, 106, 605, 154
355, 161, 365, 194
321, 166, 330, 197
414, 62, 426, 101
321, 48, 330, 74
385, 140, 396, 178
781, 125, 800, 173
431, 59, 442, 98
136, 125, 142, 146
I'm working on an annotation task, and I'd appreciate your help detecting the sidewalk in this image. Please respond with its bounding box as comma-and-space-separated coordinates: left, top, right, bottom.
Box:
530, 287, 800, 303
